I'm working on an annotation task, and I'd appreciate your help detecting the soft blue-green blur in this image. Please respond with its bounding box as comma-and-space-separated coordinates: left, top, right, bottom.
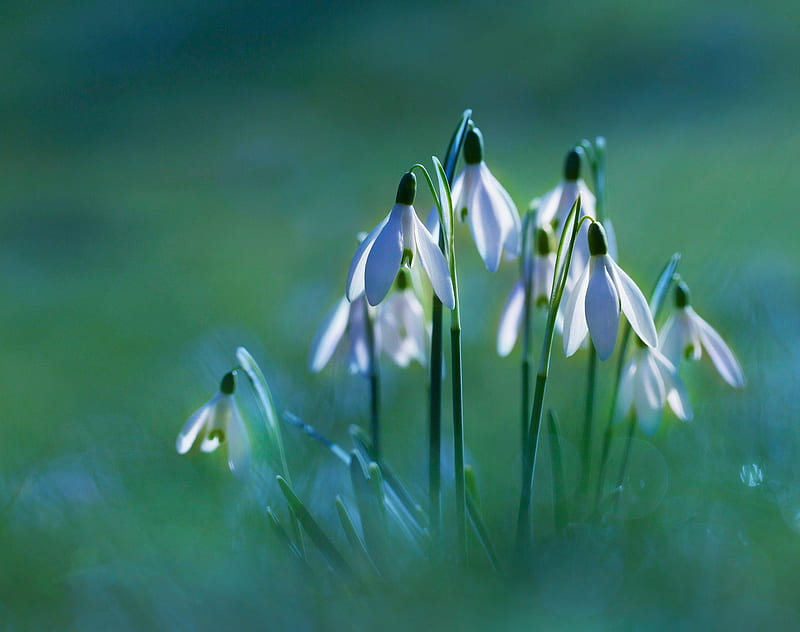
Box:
1, 0, 799, 628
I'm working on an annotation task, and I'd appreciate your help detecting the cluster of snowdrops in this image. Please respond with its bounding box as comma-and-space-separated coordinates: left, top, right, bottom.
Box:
173, 111, 744, 571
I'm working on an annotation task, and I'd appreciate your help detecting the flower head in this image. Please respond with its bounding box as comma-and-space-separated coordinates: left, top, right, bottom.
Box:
176, 372, 251, 475
311, 271, 428, 374
450, 128, 521, 271
616, 339, 693, 435
536, 148, 596, 231
309, 293, 372, 375
346, 172, 454, 309
658, 281, 745, 388
497, 226, 556, 356
562, 221, 657, 361
375, 271, 428, 367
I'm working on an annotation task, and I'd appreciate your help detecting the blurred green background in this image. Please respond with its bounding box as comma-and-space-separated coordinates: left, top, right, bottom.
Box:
2, 0, 799, 628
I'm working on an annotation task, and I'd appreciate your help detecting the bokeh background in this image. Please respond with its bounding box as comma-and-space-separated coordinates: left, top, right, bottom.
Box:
2, 0, 799, 628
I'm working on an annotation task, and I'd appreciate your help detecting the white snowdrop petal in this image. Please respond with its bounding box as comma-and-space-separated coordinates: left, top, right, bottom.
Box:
652, 349, 693, 421
402, 291, 428, 366
412, 212, 454, 309
482, 164, 521, 257
347, 296, 371, 375
609, 257, 658, 348
585, 257, 620, 361
226, 405, 251, 475
634, 353, 666, 435
346, 214, 389, 301
562, 264, 590, 357
365, 207, 404, 306
497, 280, 525, 357
466, 184, 506, 272
691, 308, 746, 388
309, 297, 350, 372
425, 206, 440, 242
615, 359, 637, 422
176, 403, 212, 454
657, 313, 682, 365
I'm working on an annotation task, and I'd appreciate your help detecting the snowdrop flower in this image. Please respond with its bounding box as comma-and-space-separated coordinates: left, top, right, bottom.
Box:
176, 372, 251, 475
346, 172, 454, 309
616, 338, 693, 435
375, 270, 428, 367
562, 221, 657, 361
536, 148, 596, 231
450, 128, 521, 271
309, 293, 372, 375
659, 281, 745, 388
497, 226, 556, 356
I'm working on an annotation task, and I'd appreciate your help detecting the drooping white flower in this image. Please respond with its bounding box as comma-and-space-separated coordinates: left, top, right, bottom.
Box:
450, 128, 521, 272
658, 281, 745, 388
346, 172, 454, 309
309, 293, 372, 375
376, 273, 428, 367
176, 372, 251, 475
536, 148, 596, 232
311, 272, 428, 373
497, 226, 556, 356
562, 221, 657, 361
616, 340, 693, 435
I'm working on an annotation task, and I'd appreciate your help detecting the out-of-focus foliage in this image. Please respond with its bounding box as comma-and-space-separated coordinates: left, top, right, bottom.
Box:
1, 0, 798, 628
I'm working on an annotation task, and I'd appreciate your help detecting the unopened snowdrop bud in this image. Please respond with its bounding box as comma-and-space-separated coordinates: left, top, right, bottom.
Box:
449, 126, 521, 271
658, 280, 745, 387
562, 221, 657, 361
219, 371, 235, 395
587, 221, 608, 256
564, 148, 581, 181
395, 171, 416, 205
463, 128, 484, 165
536, 148, 596, 230
535, 226, 554, 256
674, 280, 690, 308
176, 371, 251, 475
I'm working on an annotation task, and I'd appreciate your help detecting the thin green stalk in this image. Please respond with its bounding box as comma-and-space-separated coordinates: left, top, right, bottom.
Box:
428, 109, 472, 540
519, 211, 536, 484
235, 347, 305, 558
579, 347, 597, 498
516, 199, 588, 556
612, 414, 637, 515
363, 299, 381, 460
594, 253, 681, 509
547, 410, 568, 533
578, 138, 605, 499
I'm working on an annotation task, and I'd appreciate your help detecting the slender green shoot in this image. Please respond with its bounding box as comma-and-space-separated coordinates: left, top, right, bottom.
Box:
547, 410, 568, 533
594, 253, 682, 509
465, 465, 503, 574
427, 109, 472, 540
276, 476, 354, 579
236, 347, 305, 557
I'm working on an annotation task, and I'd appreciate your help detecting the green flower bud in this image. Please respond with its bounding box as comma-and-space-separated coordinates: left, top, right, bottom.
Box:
464, 128, 484, 165
587, 221, 608, 256
675, 280, 691, 308
564, 149, 581, 181
395, 172, 416, 205
220, 371, 236, 395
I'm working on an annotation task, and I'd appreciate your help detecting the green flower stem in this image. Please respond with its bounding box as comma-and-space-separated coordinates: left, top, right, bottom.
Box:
363, 299, 381, 461
578, 138, 605, 500
519, 212, 536, 484
426, 109, 472, 541
547, 410, 568, 533
516, 200, 589, 556
593, 253, 681, 510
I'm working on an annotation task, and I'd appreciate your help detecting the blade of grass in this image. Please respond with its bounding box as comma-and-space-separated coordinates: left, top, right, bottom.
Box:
276, 476, 354, 579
